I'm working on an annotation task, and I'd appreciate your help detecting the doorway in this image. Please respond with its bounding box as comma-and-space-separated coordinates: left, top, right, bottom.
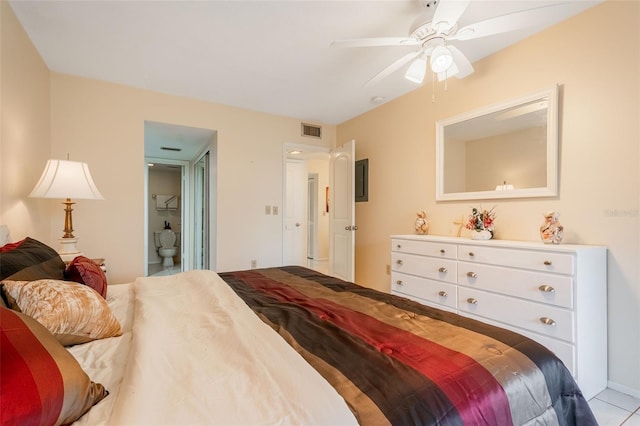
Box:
143, 121, 217, 276
146, 160, 186, 276
283, 143, 345, 277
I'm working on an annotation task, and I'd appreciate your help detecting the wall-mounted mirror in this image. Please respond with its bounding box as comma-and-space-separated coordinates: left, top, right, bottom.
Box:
436, 85, 559, 201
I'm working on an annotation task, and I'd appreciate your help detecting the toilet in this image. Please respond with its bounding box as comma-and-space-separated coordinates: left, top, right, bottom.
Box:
154, 229, 179, 267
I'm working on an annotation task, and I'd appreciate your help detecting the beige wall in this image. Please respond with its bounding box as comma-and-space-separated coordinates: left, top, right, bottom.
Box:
48, 74, 335, 282
0, 1, 52, 240
338, 0, 639, 396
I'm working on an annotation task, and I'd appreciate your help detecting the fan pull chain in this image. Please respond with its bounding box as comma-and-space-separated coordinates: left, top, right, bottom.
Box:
431, 70, 436, 103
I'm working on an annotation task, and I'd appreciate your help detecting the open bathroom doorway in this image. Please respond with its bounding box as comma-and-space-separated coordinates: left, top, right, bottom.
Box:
145, 160, 187, 276
144, 120, 217, 277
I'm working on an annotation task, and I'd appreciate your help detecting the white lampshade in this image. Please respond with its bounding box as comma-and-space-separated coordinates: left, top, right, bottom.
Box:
29, 159, 103, 260
430, 45, 454, 73
405, 57, 427, 84
30, 159, 103, 200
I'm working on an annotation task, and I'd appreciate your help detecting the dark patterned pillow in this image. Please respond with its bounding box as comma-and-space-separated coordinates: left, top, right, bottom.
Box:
0, 237, 65, 281
65, 256, 108, 298
0, 306, 108, 425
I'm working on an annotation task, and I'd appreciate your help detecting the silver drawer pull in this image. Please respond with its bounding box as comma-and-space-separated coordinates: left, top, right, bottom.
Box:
440, 249, 445, 254
538, 285, 555, 293
543, 260, 553, 266
438, 291, 448, 297
396, 280, 403, 286
467, 298, 478, 305
540, 317, 556, 326
466, 272, 477, 278
438, 267, 447, 273
468, 252, 475, 257
396, 259, 403, 265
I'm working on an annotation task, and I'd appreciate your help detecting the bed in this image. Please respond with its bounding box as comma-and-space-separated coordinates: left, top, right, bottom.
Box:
0, 237, 597, 425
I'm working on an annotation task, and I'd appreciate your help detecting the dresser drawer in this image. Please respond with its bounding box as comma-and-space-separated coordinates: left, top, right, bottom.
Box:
458, 287, 575, 343
457, 262, 574, 308
458, 245, 574, 275
391, 272, 457, 310
391, 252, 457, 284
461, 311, 576, 375
392, 239, 457, 259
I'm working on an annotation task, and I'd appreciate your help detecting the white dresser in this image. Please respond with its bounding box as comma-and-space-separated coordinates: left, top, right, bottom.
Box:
390, 234, 607, 400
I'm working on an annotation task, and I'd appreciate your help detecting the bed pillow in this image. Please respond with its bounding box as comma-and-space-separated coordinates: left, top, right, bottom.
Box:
65, 256, 108, 298
0, 237, 66, 281
0, 238, 25, 253
1, 279, 122, 346
0, 306, 108, 425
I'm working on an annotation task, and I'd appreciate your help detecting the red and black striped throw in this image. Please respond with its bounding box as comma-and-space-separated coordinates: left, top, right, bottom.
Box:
220, 266, 596, 426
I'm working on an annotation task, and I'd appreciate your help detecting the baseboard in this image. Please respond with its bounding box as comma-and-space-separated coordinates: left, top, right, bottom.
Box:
608, 380, 640, 399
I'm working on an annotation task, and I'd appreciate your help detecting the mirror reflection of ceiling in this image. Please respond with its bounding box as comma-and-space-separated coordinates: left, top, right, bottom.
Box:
445, 99, 548, 143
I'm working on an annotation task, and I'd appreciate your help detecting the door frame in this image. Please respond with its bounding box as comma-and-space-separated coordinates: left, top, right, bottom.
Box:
282, 143, 330, 266
144, 157, 191, 276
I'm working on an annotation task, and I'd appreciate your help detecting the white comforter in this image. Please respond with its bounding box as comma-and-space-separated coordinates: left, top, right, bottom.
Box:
73, 270, 357, 425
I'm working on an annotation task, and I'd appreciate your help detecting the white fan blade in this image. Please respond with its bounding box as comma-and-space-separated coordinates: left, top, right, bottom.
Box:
364, 51, 422, 87
449, 45, 474, 78
432, 0, 470, 33
452, 3, 578, 41
331, 37, 419, 48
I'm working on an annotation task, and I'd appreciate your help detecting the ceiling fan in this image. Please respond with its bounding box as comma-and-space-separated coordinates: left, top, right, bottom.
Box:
331, 0, 574, 86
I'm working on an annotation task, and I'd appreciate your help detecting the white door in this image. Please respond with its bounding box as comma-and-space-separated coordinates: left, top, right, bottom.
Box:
284, 159, 306, 265
329, 140, 355, 281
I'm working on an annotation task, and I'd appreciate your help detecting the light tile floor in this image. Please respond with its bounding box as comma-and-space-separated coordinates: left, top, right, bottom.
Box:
148, 262, 182, 277
590, 388, 640, 425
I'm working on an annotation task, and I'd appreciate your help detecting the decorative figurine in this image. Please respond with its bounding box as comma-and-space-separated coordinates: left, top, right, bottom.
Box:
415, 211, 429, 235
540, 211, 564, 244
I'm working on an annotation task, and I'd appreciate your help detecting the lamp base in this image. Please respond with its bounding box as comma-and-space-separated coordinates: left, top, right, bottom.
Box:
58, 237, 83, 263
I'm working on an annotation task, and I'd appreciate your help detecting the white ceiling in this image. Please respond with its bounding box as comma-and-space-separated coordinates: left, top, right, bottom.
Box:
144, 121, 215, 162
10, 0, 602, 128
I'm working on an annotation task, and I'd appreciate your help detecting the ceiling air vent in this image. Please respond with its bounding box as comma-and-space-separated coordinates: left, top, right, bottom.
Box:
301, 123, 322, 139
161, 146, 182, 152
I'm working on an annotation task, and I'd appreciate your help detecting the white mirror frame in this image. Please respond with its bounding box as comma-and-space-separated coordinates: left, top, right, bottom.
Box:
436, 85, 559, 201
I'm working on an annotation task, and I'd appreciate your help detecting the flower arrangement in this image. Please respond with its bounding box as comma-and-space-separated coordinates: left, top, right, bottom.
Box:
466, 206, 496, 233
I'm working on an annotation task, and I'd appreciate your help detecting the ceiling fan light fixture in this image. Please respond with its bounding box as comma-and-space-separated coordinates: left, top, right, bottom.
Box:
430, 45, 454, 73
405, 57, 427, 84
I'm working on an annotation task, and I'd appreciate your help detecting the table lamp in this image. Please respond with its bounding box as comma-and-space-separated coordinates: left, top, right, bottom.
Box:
29, 159, 103, 262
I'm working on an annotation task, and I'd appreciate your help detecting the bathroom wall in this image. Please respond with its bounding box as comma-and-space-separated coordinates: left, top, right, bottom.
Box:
148, 167, 182, 264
